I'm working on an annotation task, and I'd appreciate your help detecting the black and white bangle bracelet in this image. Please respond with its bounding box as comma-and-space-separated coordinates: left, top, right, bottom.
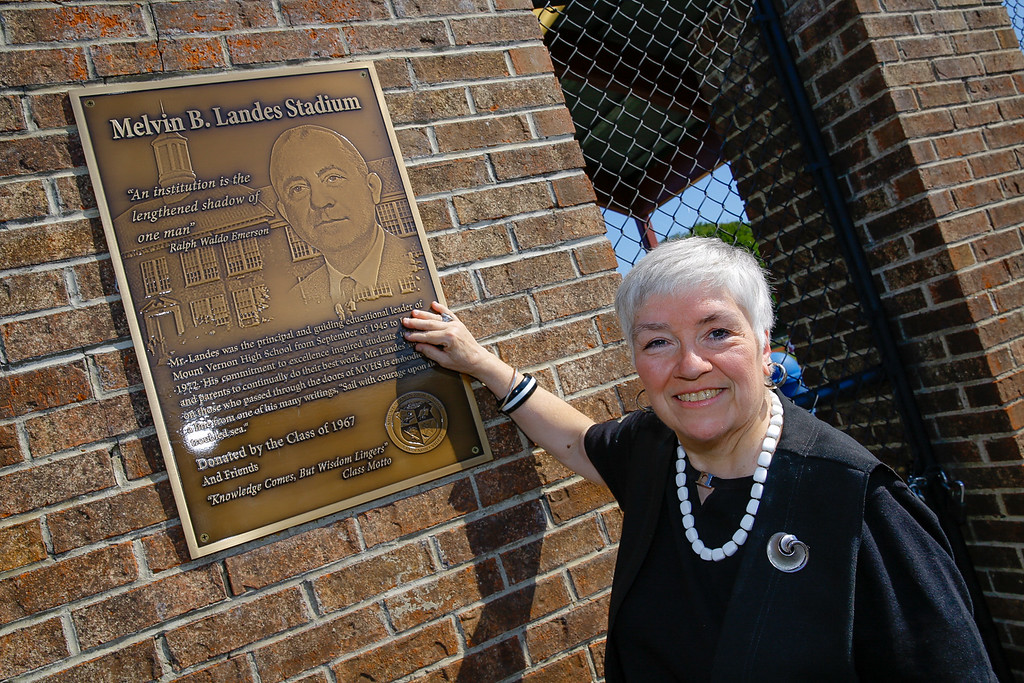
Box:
499, 372, 537, 414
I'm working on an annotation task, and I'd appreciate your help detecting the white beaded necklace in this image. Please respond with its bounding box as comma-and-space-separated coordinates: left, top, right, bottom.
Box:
675, 392, 784, 562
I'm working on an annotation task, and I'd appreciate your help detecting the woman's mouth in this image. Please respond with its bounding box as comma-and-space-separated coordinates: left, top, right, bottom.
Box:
675, 389, 722, 403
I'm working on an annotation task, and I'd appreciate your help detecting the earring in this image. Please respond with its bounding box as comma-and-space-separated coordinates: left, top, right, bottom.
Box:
766, 361, 787, 388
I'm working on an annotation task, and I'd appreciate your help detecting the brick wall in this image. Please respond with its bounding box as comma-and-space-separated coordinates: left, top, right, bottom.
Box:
777, 0, 1024, 672
0, 2, 628, 680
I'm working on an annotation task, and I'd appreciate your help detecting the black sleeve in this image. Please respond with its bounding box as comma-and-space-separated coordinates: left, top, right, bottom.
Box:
852, 468, 997, 682
584, 410, 651, 505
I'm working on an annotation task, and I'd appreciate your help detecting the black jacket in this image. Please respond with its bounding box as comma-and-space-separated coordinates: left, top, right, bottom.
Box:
585, 394, 996, 681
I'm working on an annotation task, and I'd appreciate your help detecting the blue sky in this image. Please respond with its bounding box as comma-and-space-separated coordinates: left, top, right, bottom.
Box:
603, 163, 748, 274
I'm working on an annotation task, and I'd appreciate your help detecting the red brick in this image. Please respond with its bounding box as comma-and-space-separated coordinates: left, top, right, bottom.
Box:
412, 52, 510, 84
1, 302, 129, 363
73, 565, 227, 649
435, 499, 546, 566
386, 87, 472, 126
152, 1, 276, 33
438, 269, 476, 307
451, 13, 543, 44
534, 273, 619, 322
0, 47, 89, 87
0, 449, 115, 518
3, 5, 146, 43
120, 434, 165, 480
395, 126, 432, 158
48, 481, 174, 553
279, 0, 389, 23
359, 479, 477, 548
407, 155, 491, 195
396, 0, 489, 15
472, 76, 566, 115
510, 45, 555, 75
224, 519, 359, 594
476, 452, 569, 508
556, 345, 635, 395
251, 605, 390, 683
0, 543, 137, 622
533, 107, 577, 137
314, 542, 434, 611
0, 360, 90, 419
430, 636, 526, 682
525, 595, 609, 662
493, 318, 601, 369
0, 269, 68, 317
371, 57, 412, 89
575, 241, 619, 276
523, 650, 593, 682
570, 385, 630, 423
491, 139, 584, 180
569, 549, 617, 598
435, 114, 534, 154
453, 180, 553, 224
25, 393, 143, 457
0, 218, 104, 270
454, 295, 534, 341
551, 173, 598, 207
0, 518, 46, 573
415, 197, 454, 233
501, 517, 606, 583
343, 20, 449, 54
385, 559, 504, 630
331, 619, 459, 681
26, 92, 72, 130
428, 223, 514, 268
511, 205, 604, 249
92, 38, 227, 76
0, 423, 22, 467
165, 587, 308, 669
0, 95, 26, 132
460, 576, 571, 646
0, 179, 47, 222
226, 29, 346, 65
0, 618, 69, 680
0, 132, 77, 177
90, 346, 143, 393
478, 251, 575, 297
174, 656, 255, 683
141, 524, 190, 574
546, 479, 615, 524
41, 643, 164, 683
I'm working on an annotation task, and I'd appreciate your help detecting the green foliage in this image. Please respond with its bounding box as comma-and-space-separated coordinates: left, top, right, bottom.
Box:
665, 221, 760, 258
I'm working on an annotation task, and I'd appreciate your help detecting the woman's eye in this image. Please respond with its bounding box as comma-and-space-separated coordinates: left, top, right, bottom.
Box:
642, 338, 667, 350
708, 328, 731, 340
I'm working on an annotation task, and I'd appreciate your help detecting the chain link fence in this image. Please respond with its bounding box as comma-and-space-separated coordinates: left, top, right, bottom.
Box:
535, 0, 910, 467
1004, 0, 1024, 51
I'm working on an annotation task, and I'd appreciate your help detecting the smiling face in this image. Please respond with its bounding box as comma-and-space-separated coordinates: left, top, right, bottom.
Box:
270, 127, 382, 259
632, 290, 772, 463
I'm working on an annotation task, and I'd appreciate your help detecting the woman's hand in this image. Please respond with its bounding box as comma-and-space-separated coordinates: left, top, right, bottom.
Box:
401, 302, 507, 385
403, 302, 604, 484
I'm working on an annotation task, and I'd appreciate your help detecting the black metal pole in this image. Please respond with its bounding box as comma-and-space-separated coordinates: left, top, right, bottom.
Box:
752, 0, 1011, 678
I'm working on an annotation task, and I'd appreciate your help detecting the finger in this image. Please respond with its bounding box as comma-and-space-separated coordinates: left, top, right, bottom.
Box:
430, 301, 456, 320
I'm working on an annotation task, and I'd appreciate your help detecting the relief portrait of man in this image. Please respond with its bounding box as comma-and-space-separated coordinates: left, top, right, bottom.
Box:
269, 124, 414, 321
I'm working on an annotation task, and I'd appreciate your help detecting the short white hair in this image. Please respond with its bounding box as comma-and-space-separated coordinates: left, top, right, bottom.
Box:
615, 236, 775, 349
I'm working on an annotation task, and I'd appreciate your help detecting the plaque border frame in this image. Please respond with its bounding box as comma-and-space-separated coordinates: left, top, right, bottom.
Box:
69, 62, 493, 558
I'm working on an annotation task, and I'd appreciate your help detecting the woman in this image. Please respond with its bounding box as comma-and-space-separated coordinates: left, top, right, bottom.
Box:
402, 237, 996, 681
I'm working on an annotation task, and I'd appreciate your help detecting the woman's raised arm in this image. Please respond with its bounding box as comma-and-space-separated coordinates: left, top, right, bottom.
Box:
402, 301, 604, 485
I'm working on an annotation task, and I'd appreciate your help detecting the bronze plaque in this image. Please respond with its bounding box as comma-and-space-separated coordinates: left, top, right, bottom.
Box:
70, 63, 491, 558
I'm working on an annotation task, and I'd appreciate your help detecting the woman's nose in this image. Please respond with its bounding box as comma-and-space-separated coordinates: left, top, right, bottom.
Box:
675, 346, 711, 378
